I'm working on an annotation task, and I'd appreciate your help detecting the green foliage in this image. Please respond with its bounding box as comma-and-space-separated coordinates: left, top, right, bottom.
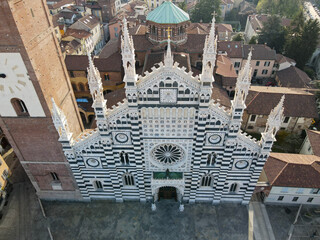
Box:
190, 0, 221, 23
232, 33, 244, 41
258, 15, 287, 53
256, 0, 302, 18
272, 130, 304, 153
249, 35, 258, 44
304, 66, 316, 79
177, 2, 187, 12
284, 16, 320, 68
225, 8, 239, 22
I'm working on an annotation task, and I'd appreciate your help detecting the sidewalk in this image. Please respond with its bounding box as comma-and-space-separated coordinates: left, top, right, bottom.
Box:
249, 200, 275, 240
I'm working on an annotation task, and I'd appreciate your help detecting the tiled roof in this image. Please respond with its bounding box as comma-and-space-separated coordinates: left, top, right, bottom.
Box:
248, 14, 292, 32
65, 28, 91, 39
211, 83, 231, 108
218, 41, 243, 58
65, 54, 122, 72
216, 23, 233, 33
245, 86, 318, 118
179, 34, 206, 53
99, 38, 119, 59
215, 55, 237, 78
264, 153, 320, 188
276, 66, 311, 88
187, 23, 210, 34
105, 88, 126, 108
146, 1, 190, 24
243, 44, 276, 60
77, 15, 100, 30
307, 130, 320, 157
132, 35, 155, 51
276, 54, 296, 65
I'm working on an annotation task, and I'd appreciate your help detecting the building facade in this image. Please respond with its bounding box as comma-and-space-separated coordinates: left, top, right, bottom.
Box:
262, 153, 320, 206
52, 18, 283, 209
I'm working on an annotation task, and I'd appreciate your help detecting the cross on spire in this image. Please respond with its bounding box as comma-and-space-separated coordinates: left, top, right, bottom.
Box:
211, 11, 217, 18
166, 27, 172, 40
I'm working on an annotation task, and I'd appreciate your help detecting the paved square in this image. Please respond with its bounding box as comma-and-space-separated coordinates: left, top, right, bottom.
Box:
43, 200, 248, 240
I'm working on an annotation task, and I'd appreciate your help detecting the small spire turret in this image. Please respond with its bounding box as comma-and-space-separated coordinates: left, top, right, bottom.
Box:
260, 96, 285, 151
87, 54, 108, 121
164, 39, 174, 67
51, 98, 73, 142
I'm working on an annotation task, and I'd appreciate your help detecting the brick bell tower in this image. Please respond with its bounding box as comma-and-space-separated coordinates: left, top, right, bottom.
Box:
0, 0, 83, 199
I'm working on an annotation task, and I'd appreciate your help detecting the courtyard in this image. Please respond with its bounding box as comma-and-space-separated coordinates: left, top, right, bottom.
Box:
43, 200, 248, 240
0, 181, 320, 240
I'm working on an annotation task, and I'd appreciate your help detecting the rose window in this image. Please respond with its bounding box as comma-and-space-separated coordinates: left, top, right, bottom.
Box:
151, 144, 184, 165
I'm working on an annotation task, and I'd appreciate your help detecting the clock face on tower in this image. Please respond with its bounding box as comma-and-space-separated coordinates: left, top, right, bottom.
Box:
0, 52, 45, 117
0, 53, 29, 95
160, 88, 177, 103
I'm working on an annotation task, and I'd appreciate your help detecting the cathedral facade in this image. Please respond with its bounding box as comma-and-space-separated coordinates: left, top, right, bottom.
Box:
53, 18, 284, 209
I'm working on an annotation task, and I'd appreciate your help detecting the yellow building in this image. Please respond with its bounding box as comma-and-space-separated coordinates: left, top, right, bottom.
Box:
0, 155, 10, 191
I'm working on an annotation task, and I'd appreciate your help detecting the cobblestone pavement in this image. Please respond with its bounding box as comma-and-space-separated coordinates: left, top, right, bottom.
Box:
0, 181, 49, 240
42, 200, 248, 240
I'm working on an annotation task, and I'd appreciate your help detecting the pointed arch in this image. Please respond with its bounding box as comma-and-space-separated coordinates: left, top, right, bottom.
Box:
200, 174, 213, 187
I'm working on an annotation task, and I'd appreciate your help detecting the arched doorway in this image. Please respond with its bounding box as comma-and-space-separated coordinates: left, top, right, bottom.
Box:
158, 186, 177, 201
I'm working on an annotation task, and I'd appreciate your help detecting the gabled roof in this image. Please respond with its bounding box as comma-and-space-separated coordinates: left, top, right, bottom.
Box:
264, 153, 320, 188
215, 55, 237, 78
276, 66, 311, 88
146, 1, 190, 24
276, 54, 296, 65
216, 23, 233, 33
76, 15, 100, 30
65, 54, 122, 72
245, 86, 318, 118
187, 23, 210, 34
65, 28, 91, 39
306, 130, 320, 157
243, 44, 276, 60
218, 41, 243, 58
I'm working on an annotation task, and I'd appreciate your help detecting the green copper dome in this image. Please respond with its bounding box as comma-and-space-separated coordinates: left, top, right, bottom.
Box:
146, 1, 190, 24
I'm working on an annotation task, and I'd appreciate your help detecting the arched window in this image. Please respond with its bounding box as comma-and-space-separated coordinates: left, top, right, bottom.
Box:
94, 180, 103, 190
201, 174, 213, 187
159, 81, 164, 87
120, 152, 130, 165
72, 83, 77, 91
11, 98, 29, 116
123, 173, 134, 186
230, 183, 238, 193
79, 83, 85, 92
50, 172, 59, 181
206, 153, 216, 166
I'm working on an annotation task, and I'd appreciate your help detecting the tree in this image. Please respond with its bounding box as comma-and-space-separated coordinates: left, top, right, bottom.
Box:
258, 15, 287, 53
285, 18, 320, 68
190, 0, 221, 23
177, 2, 187, 12
249, 36, 258, 44
256, 0, 301, 18
232, 33, 244, 41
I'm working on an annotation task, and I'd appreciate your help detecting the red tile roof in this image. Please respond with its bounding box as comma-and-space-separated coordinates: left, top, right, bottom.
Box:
264, 153, 320, 188
245, 86, 318, 118
276, 66, 311, 88
306, 130, 320, 157
65, 54, 122, 72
